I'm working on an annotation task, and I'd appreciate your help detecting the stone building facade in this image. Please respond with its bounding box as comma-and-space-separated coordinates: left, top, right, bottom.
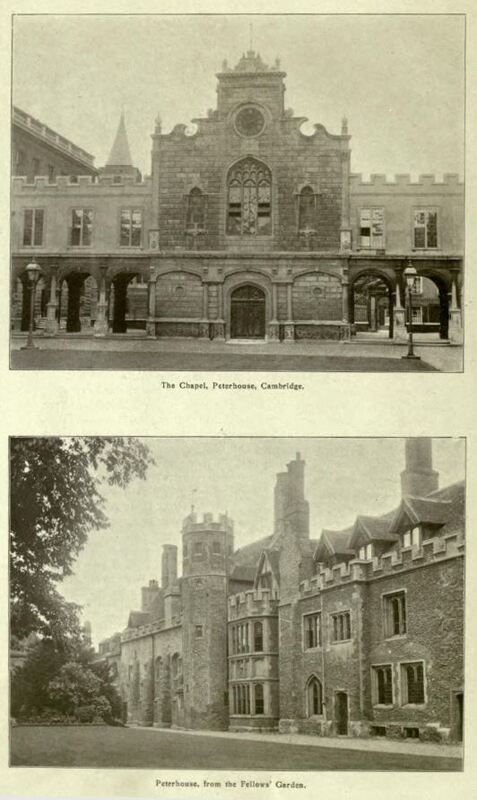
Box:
11, 51, 463, 343
97, 439, 464, 743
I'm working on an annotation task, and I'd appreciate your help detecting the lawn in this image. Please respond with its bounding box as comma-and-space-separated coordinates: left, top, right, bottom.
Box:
10, 726, 462, 771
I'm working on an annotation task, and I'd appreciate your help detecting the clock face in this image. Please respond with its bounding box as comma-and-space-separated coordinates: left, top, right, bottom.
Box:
235, 106, 265, 137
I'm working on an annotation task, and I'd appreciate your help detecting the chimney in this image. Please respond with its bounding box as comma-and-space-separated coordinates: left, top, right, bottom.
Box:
162, 544, 178, 590
141, 579, 160, 612
400, 438, 439, 497
274, 453, 309, 538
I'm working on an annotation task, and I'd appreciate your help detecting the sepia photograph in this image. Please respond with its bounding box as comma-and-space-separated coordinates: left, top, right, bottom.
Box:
9, 436, 465, 771
9, 14, 464, 372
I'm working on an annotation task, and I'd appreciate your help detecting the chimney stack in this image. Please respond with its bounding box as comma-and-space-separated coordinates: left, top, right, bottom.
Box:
400, 438, 439, 497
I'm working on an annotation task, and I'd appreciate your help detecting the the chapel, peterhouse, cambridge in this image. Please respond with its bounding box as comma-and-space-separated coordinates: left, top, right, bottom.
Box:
11, 51, 463, 344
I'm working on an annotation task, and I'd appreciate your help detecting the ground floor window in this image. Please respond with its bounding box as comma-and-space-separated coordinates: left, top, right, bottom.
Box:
401, 661, 425, 705
372, 664, 393, 705
306, 676, 323, 716
232, 683, 251, 715
254, 683, 264, 715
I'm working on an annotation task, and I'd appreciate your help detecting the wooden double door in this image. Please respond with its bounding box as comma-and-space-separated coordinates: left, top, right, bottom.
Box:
230, 285, 266, 339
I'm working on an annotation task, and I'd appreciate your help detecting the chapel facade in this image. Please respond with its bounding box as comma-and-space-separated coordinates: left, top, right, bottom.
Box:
96, 439, 465, 743
11, 52, 463, 343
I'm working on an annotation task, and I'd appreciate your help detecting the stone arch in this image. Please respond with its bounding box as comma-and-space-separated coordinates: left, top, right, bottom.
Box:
57, 270, 98, 332
305, 674, 324, 717
108, 270, 144, 333
412, 269, 450, 340
224, 274, 272, 340
349, 269, 395, 339
292, 271, 342, 321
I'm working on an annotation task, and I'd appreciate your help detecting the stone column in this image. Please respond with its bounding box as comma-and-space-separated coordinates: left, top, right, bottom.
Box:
393, 273, 407, 342
214, 282, 225, 340
268, 283, 279, 341
93, 266, 109, 336
45, 268, 59, 336
340, 276, 351, 341
199, 282, 210, 338
284, 283, 295, 341
339, 148, 352, 252
146, 266, 157, 338
448, 274, 463, 344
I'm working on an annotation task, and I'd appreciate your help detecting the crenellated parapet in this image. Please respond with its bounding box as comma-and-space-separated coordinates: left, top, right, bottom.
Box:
350, 173, 462, 189
227, 588, 280, 620
299, 532, 464, 597
12, 174, 152, 192
121, 615, 181, 642
182, 511, 234, 535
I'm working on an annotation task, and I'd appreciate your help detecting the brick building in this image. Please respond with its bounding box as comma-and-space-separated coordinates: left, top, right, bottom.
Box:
11, 51, 463, 343
96, 439, 465, 743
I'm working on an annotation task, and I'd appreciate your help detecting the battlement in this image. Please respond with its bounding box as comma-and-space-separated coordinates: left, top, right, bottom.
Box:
350, 173, 462, 189
12, 174, 152, 192
299, 533, 464, 597
227, 588, 280, 620
121, 615, 182, 642
182, 511, 234, 534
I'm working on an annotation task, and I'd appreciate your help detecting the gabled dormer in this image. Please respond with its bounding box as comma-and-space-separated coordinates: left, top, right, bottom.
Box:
254, 549, 280, 593
313, 528, 354, 571
390, 495, 451, 548
349, 512, 399, 560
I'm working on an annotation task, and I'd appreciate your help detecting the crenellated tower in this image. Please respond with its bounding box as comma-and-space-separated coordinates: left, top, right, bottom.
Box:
181, 510, 234, 729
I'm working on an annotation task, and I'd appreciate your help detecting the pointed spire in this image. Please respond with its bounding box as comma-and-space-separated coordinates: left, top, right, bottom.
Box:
106, 111, 132, 167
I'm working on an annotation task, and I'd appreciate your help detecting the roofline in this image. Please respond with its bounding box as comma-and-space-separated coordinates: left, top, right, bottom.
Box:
13, 106, 96, 168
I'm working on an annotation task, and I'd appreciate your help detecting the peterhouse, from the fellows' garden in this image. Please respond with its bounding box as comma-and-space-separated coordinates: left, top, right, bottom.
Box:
11, 51, 463, 344
95, 439, 464, 743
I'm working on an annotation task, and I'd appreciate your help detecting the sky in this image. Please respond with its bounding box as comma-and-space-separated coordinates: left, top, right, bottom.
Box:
12, 14, 464, 179
60, 437, 465, 645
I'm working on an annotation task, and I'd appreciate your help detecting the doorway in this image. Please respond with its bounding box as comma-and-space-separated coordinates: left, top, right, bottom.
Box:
335, 691, 348, 735
230, 285, 266, 339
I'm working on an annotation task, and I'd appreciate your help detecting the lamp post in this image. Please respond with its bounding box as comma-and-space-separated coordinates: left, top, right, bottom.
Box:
401, 261, 421, 361
21, 259, 42, 350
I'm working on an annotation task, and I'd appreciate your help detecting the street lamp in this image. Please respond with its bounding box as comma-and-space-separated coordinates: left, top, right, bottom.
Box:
401, 260, 421, 361
21, 259, 42, 350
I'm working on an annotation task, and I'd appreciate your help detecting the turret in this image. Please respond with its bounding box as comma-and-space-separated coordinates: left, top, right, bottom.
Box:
401, 438, 439, 498
181, 511, 232, 729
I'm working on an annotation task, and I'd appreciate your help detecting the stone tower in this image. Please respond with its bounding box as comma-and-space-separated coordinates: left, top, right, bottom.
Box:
181, 510, 233, 730
400, 437, 439, 497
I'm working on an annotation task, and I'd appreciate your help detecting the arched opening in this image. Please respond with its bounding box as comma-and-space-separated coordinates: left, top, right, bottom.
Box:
109, 272, 145, 333
350, 273, 394, 340
58, 273, 97, 333
230, 284, 266, 339
306, 676, 323, 717
226, 158, 271, 236
406, 274, 449, 340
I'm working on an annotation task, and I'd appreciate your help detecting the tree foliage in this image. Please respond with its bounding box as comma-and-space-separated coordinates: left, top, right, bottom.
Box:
10, 437, 154, 641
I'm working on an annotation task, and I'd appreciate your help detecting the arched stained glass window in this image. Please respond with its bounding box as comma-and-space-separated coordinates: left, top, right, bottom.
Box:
227, 158, 271, 236
254, 683, 264, 715
186, 187, 206, 230
298, 186, 316, 231
306, 676, 323, 716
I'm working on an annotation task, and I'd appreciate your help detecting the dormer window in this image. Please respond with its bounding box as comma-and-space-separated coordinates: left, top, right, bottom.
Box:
358, 543, 373, 560
403, 526, 421, 548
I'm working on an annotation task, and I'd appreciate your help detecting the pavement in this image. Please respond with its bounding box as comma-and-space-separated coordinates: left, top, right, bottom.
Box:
10, 334, 463, 372
134, 724, 464, 760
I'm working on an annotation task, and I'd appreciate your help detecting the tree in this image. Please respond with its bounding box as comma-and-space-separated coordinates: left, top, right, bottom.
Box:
10, 437, 154, 642
48, 662, 112, 721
